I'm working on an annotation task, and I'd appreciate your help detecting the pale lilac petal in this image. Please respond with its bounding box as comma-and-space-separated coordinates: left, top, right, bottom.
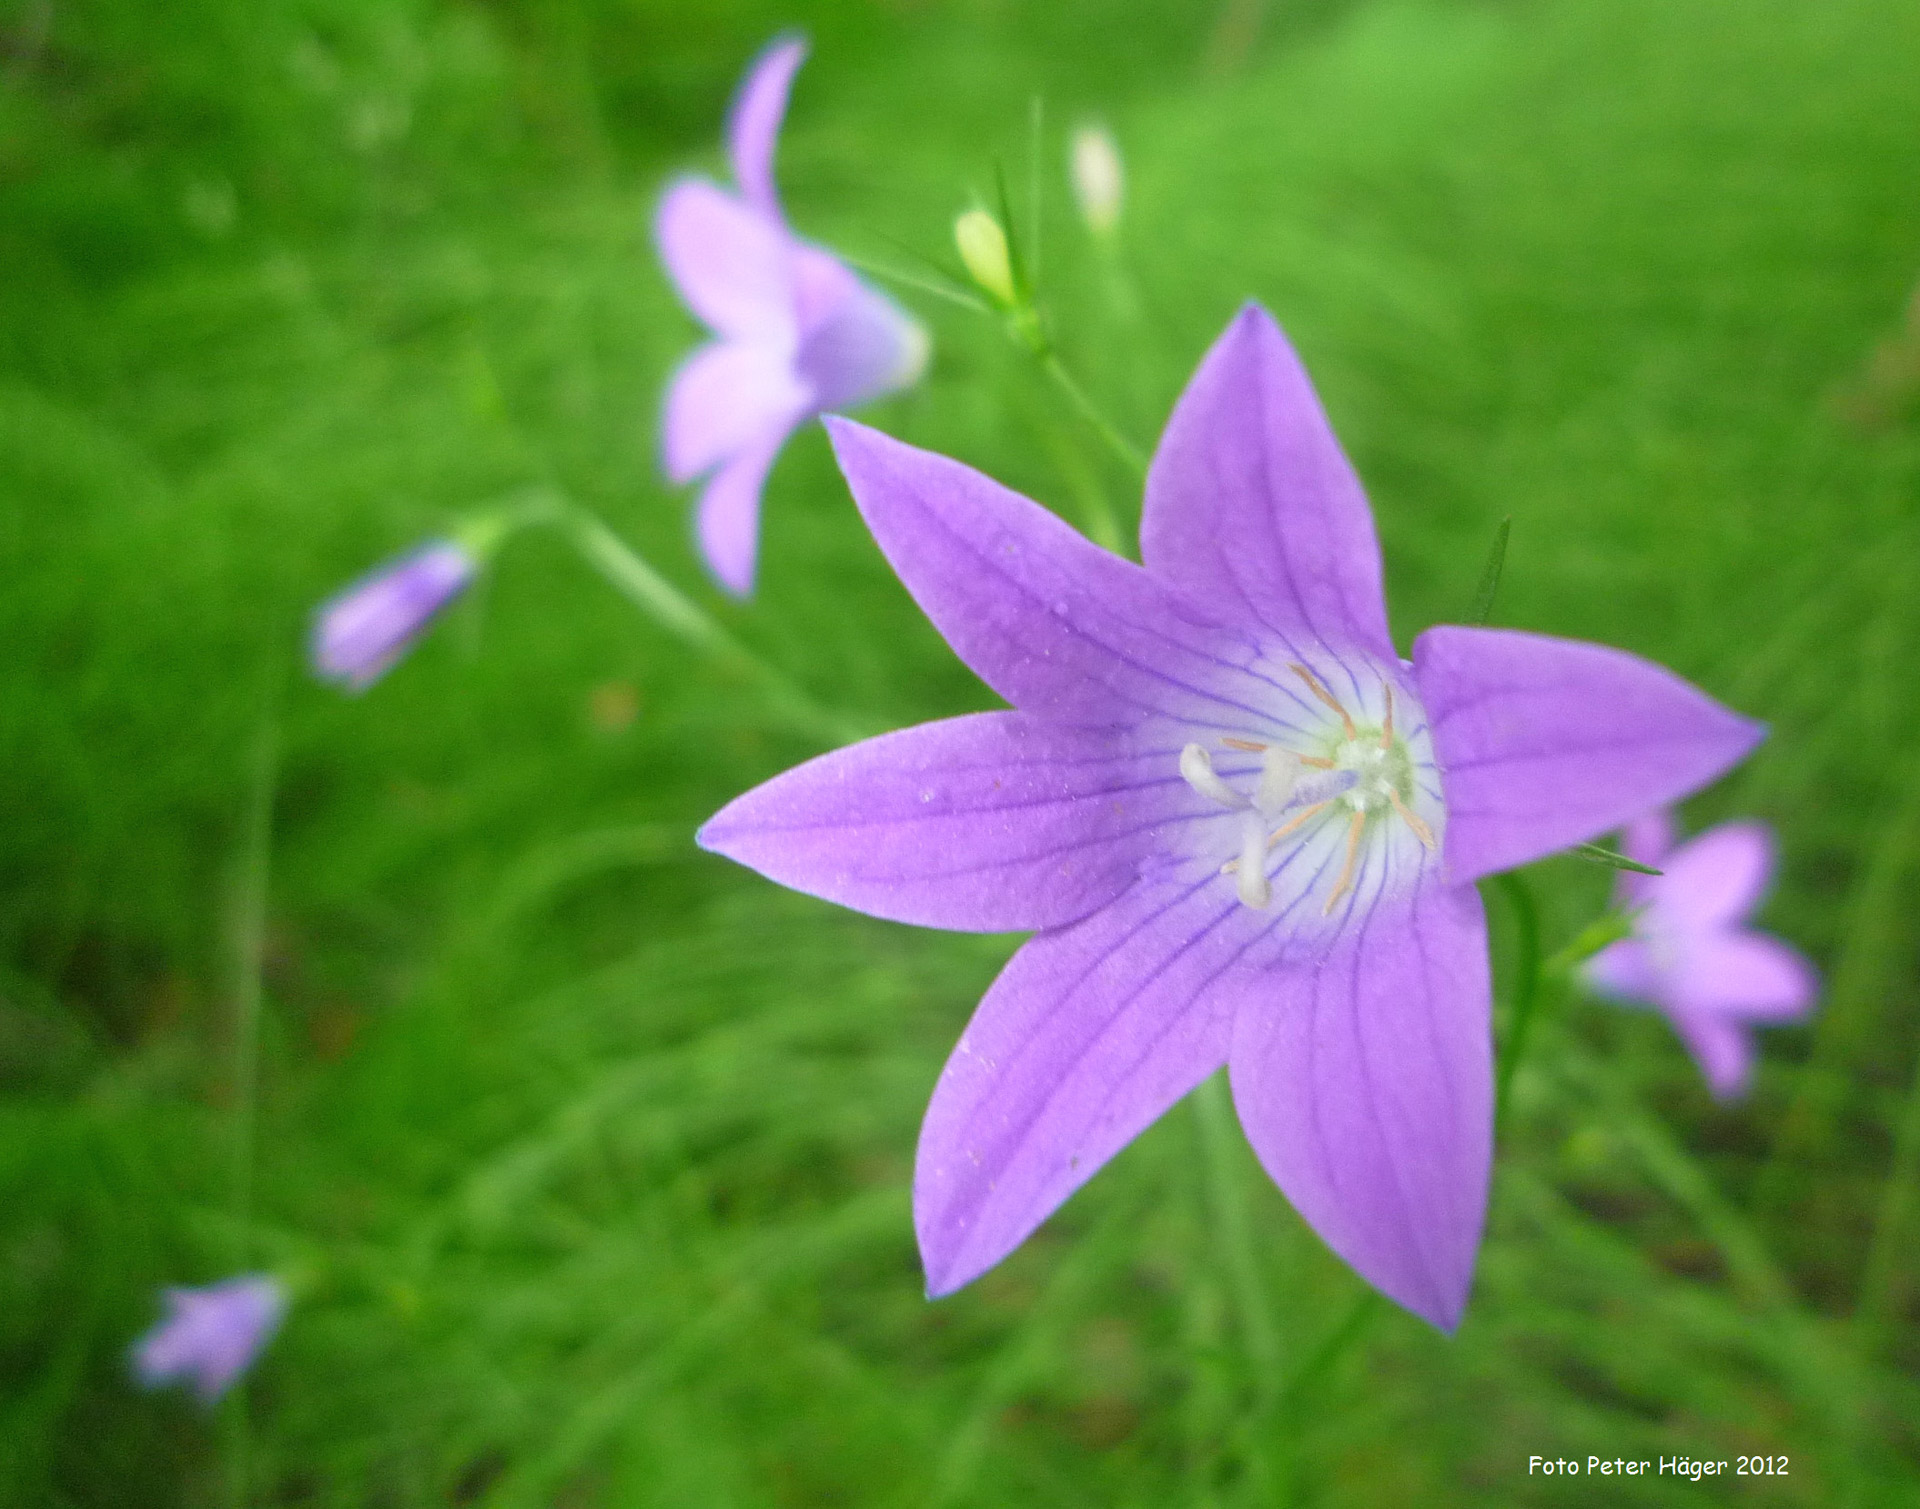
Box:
1141, 305, 1394, 661
1621, 809, 1673, 867
727, 35, 807, 220
662, 340, 812, 484
824, 418, 1311, 730
698, 712, 1171, 932
1669, 1012, 1755, 1101
696, 416, 800, 597
1672, 931, 1817, 1021
1582, 937, 1661, 1002
1656, 822, 1773, 932
655, 178, 796, 342
311, 542, 474, 692
1613, 809, 1675, 905
915, 874, 1261, 1296
1228, 876, 1491, 1331
1413, 626, 1765, 883
794, 251, 928, 412
132, 1275, 286, 1404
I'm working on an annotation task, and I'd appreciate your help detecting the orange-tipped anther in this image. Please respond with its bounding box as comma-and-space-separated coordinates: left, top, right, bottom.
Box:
1290, 663, 1358, 740
1323, 810, 1367, 914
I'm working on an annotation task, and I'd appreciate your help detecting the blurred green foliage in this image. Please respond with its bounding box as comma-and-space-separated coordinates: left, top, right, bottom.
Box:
2, 0, 1918, 1503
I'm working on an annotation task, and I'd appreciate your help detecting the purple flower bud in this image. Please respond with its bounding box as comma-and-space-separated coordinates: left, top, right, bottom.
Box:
131, 1274, 286, 1403
311, 540, 474, 692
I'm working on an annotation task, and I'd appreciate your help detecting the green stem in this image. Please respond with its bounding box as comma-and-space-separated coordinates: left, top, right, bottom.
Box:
224, 713, 276, 1509
1195, 1073, 1280, 1378
1039, 352, 1148, 480
1492, 871, 1542, 1135
551, 501, 872, 748
1854, 1034, 1920, 1352
1279, 1290, 1379, 1416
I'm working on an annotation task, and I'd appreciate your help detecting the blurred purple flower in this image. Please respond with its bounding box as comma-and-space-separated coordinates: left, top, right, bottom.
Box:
656, 36, 929, 597
132, 1274, 285, 1403
1583, 812, 1817, 1099
698, 304, 1764, 1329
311, 540, 474, 692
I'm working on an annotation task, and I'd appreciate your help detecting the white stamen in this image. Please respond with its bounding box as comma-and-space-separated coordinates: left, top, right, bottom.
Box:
1253, 748, 1301, 817
1234, 812, 1270, 908
1180, 743, 1245, 809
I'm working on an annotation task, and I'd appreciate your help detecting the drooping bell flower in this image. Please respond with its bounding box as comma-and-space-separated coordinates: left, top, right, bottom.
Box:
310, 539, 474, 692
657, 37, 929, 597
1582, 811, 1816, 1099
131, 1274, 286, 1403
699, 305, 1763, 1329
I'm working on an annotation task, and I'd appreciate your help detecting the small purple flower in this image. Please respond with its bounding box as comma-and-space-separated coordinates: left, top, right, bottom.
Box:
311, 540, 474, 692
699, 305, 1763, 1329
132, 1274, 286, 1403
1582, 811, 1817, 1099
656, 37, 929, 598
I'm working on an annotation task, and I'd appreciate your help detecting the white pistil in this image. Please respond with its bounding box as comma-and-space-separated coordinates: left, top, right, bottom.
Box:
1254, 748, 1301, 816
1180, 743, 1243, 809
1234, 813, 1271, 908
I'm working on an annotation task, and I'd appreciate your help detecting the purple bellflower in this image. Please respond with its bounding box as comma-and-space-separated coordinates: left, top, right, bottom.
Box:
132, 1274, 286, 1403
1582, 811, 1816, 1099
656, 37, 929, 597
311, 539, 475, 692
698, 305, 1763, 1329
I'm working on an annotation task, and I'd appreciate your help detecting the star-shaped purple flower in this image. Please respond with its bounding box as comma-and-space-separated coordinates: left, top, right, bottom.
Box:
1582, 811, 1816, 1100
699, 305, 1764, 1329
656, 36, 929, 598
131, 1274, 286, 1403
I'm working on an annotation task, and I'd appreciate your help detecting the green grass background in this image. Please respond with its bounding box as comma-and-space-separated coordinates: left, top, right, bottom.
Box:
3, 0, 1918, 1502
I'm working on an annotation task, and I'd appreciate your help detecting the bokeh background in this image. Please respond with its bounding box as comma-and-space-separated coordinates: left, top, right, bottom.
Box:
4, 0, 1919, 1503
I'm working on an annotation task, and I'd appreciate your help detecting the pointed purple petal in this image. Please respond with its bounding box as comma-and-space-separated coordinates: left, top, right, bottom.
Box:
695, 416, 798, 597
1656, 821, 1773, 932
1669, 1011, 1756, 1101
1673, 931, 1817, 1021
1620, 810, 1675, 870
698, 712, 1171, 932
662, 340, 811, 484
1141, 304, 1394, 660
1583, 937, 1660, 1002
655, 178, 796, 342
824, 417, 1299, 729
727, 35, 807, 219
1228, 876, 1491, 1330
793, 248, 928, 411
915, 875, 1261, 1296
1413, 626, 1765, 883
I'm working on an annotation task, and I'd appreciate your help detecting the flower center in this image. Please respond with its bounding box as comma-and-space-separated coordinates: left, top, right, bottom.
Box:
1178, 661, 1440, 916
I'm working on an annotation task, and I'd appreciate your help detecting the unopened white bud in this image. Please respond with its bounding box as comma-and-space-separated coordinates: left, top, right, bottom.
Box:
1069, 124, 1124, 237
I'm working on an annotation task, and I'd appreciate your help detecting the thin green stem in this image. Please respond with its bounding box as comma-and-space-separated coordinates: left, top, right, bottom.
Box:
551, 501, 872, 748
1854, 1034, 1920, 1351
224, 711, 277, 1509
1492, 871, 1542, 1135
1195, 1073, 1281, 1379
1039, 352, 1148, 479
1278, 1290, 1379, 1416
1193, 1072, 1286, 1500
